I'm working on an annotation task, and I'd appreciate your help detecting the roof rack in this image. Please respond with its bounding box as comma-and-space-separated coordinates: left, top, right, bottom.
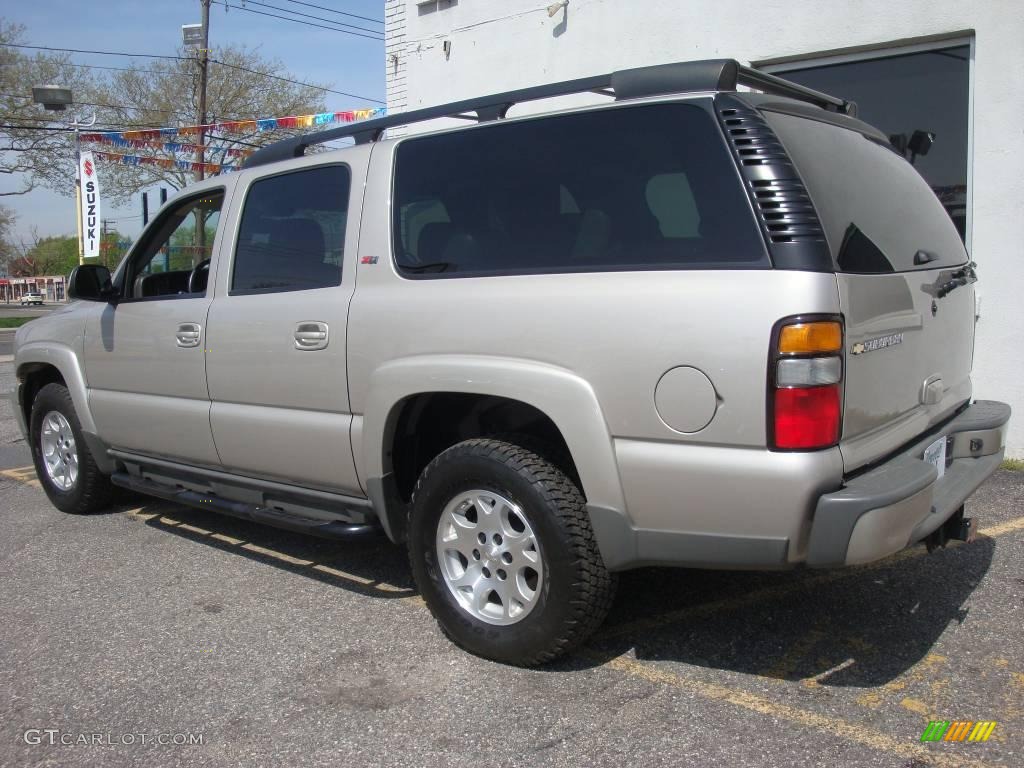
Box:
243, 58, 855, 169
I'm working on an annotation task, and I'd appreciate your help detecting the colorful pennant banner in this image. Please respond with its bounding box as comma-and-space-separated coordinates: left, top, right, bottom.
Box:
92, 150, 228, 175
79, 107, 385, 144
80, 136, 252, 158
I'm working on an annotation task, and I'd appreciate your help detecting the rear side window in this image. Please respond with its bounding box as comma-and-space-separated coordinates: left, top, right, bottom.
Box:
764, 111, 967, 273
392, 103, 766, 277
232, 165, 350, 295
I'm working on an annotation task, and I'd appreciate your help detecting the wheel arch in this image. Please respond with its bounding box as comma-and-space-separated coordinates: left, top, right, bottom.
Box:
16, 345, 116, 474
360, 355, 628, 543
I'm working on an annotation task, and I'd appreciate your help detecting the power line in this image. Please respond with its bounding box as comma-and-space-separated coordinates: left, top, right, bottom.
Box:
2, 42, 382, 103
0, 92, 185, 116
0, 42, 186, 61
210, 59, 384, 103
278, 0, 383, 24
227, 0, 383, 36
1, 123, 161, 132
211, 1, 383, 40
61, 59, 378, 104
61, 62, 195, 77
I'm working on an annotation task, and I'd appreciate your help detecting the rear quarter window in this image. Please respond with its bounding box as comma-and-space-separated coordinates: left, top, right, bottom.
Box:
763, 110, 967, 273
391, 103, 767, 277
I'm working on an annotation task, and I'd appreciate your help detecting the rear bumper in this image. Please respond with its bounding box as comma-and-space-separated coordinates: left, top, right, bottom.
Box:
806, 400, 1010, 567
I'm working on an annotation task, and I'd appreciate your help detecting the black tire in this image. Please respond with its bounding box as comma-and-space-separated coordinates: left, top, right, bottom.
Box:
408, 438, 616, 666
29, 383, 114, 514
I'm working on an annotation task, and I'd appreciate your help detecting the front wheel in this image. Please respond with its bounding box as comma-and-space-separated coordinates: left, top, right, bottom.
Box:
29, 383, 114, 514
408, 439, 616, 666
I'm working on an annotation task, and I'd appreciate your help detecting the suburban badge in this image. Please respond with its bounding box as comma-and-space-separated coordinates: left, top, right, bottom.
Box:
850, 332, 904, 355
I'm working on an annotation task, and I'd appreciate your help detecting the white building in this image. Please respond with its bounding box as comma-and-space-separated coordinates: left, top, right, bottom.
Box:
384, 0, 1023, 457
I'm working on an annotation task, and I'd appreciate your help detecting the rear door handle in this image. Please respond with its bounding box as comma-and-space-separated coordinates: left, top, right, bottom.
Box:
175, 322, 202, 348
294, 321, 329, 351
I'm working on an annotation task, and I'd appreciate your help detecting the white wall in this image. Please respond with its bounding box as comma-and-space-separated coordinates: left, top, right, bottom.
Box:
387, 0, 1024, 457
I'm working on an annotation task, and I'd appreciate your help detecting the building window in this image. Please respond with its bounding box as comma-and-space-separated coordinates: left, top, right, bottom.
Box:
417, 0, 457, 15
763, 43, 971, 243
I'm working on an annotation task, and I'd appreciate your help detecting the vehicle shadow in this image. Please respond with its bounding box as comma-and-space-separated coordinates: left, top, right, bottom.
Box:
115, 493, 995, 688
116, 496, 416, 600
573, 536, 995, 687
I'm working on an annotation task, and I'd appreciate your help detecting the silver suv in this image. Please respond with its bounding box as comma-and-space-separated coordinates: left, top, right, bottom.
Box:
12, 60, 1010, 665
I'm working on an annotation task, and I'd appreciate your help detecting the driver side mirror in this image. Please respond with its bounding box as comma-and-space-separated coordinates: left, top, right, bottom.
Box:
68, 264, 118, 302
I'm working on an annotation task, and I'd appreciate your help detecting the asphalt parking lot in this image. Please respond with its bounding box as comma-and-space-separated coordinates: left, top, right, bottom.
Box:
0, 358, 1021, 768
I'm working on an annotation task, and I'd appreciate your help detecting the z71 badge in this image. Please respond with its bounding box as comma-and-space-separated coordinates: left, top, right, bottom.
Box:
850, 333, 904, 355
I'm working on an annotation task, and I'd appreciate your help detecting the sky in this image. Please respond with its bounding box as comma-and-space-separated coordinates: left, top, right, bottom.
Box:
1, 0, 384, 245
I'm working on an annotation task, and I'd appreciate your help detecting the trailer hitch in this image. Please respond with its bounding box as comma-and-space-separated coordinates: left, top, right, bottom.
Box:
925, 506, 976, 552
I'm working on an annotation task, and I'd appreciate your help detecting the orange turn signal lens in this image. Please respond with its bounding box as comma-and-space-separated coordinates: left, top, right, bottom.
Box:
778, 321, 842, 355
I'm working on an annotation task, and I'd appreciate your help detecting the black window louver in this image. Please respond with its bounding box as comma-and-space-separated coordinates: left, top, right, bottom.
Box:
716, 98, 827, 252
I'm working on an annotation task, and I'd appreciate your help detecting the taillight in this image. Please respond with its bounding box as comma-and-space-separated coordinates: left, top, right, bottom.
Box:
769, 317, 843, 450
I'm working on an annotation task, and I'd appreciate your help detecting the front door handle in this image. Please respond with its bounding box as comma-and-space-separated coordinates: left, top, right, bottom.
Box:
294, 321, 329, 351
176, 322, 202, 348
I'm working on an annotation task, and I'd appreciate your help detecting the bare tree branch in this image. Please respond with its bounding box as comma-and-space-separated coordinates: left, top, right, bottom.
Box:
2, 22, 330, 205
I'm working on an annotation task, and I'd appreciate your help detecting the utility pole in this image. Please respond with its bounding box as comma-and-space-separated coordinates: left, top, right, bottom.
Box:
196, 0, 211, 260
197, 0, 211, 183
100, 219, 115, 264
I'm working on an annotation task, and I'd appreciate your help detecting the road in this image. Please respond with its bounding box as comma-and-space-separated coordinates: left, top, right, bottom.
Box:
0, 358, 1021, 767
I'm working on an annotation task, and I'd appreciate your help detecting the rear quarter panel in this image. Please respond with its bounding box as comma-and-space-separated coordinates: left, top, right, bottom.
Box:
349, 141, 844, 515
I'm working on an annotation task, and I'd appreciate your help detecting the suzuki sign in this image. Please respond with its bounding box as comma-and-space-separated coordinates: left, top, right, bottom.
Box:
78, 152, 102, 259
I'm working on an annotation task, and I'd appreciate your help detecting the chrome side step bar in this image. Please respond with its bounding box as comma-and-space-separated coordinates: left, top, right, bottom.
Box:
110, 472, 381, 541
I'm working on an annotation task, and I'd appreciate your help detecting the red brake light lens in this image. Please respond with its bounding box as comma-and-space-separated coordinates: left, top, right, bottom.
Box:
773, 385, 841, 450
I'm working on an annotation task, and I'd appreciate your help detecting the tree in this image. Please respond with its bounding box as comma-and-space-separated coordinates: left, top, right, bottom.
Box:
0, 204, 16, 273
2, 15, 330, 204
72, 45, 328, 204
0, 20, 95, 196
9, 229, 124, 277
9, 234, 76, 276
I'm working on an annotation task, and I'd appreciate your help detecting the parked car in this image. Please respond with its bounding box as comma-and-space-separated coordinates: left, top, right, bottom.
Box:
13, 59, 1010, 665
19, 292, 44, 306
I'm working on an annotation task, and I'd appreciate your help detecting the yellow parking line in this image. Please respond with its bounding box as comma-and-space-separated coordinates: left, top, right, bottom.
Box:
0, 468, 411, 594
856, 653, 947, 709
900, 697, 930, 715
241, 542, 313, 567
800, 657, 856, 689
594, 652, 1000, 768
761, 622, 828, 680
132, 510, 416, 598
0, 466, 40, 488
979, 515, 1024, 538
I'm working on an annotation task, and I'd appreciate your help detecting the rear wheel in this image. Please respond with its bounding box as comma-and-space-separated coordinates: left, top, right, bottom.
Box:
29, 383, 114, 514
408, 438, 615, 666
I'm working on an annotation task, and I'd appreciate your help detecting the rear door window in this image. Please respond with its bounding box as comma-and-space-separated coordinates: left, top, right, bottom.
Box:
763, 110, 968, 273
231, 165, 350, 295
392, 103, 766, 277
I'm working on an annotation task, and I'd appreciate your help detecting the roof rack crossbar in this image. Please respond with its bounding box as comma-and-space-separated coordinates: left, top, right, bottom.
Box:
243, 59, 855, 169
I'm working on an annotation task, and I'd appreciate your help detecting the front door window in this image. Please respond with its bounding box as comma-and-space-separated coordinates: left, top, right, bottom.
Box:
124, 191, 225, 299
